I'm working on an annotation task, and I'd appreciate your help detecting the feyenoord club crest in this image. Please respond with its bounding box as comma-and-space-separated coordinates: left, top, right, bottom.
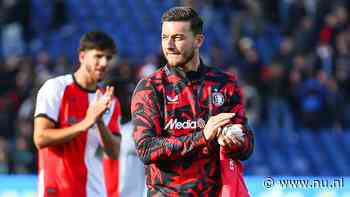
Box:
212, 92, 225, 106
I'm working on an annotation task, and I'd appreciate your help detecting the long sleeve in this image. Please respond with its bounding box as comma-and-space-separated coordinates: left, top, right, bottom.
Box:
223, 78, 254, 161
131, 79, 208, 165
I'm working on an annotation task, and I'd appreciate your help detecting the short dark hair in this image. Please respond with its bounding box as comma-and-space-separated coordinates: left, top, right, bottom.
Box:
161, 6, 203, 35
79, 31, 116, 53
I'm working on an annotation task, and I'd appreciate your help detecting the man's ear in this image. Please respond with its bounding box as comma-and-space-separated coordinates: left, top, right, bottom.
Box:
79, 51, 85, 63
195, 34, 204, 49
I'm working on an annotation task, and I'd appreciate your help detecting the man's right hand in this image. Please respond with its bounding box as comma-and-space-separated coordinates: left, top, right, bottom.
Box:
203, 113, 235, 142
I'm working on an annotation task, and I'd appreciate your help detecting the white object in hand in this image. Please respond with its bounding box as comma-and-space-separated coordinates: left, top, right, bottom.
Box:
222, 124, 245, 141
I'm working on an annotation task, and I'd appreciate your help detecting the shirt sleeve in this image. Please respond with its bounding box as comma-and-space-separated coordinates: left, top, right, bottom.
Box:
34, 78, 64, 123
131, 79, 207, 165
223, 77, 254, 161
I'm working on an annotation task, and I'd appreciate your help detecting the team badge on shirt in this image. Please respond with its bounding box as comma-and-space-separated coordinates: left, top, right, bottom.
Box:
212, 92, 225, 106
68, 116, 78, 125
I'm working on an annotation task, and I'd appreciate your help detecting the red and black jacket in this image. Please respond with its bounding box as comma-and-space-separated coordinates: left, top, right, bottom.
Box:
131, 62, 254, 196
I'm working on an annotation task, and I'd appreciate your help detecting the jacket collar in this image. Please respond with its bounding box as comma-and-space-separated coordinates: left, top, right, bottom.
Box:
164, 59, 207, 83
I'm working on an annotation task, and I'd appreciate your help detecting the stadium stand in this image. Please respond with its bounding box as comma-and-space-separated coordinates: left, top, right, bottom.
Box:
0, 0, 349, 178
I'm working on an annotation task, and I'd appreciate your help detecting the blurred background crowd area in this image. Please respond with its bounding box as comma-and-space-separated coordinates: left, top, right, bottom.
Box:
0, 0, 350, 176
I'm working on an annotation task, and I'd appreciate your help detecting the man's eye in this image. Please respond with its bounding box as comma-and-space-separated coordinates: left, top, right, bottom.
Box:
174, 36, 183, 41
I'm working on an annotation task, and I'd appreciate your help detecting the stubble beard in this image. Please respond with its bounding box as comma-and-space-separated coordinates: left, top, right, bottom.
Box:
166, 48, 195, 68
85, 63, 102, 82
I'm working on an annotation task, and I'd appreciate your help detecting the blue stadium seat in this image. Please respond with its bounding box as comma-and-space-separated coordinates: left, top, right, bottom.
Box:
22, 1, 350, 178
319, 132, 348, 175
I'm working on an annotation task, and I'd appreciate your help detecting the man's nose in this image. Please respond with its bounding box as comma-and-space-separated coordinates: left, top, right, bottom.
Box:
99, 56, 108, 67
166, 38, 175, 50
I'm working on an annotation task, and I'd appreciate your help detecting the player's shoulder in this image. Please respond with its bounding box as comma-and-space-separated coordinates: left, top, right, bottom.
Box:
143, 66, 166, 82
35, 75, 73, 113
135, 66, 166, 89
205, 65, 237, 82
40, 74, 73, 90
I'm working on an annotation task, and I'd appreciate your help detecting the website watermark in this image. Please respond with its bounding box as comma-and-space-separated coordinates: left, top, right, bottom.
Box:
263, 177, 344, 190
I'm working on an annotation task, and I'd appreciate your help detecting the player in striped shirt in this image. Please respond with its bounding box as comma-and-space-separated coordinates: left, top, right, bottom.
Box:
34, 31, 121, 197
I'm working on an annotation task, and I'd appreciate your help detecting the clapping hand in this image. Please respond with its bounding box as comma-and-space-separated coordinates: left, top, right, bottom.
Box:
85, 86, 114, 127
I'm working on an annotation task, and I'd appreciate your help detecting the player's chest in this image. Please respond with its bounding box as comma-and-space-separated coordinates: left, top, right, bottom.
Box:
162, 81, 232, 135
57, 90, 112, 127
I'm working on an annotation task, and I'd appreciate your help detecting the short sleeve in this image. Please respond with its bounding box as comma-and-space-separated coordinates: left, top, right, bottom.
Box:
34, 78, 65, 123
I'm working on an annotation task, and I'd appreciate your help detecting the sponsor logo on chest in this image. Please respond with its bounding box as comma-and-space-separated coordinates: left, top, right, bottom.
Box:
68, 116, 78, 125
164, 118, 205, 130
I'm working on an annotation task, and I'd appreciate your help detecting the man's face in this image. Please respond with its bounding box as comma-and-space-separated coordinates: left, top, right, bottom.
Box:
79, 49, 114, 82
161, 21, 200, 67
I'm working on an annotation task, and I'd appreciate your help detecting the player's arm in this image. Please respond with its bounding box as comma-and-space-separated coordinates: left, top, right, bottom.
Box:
131, 79, 232, 165
34, 84, 115, 150
96, 119, 120, 159
94, 86, 120, 159
33, 78, 95, 149
219, 78, 254, 161
34, 116, 93, 149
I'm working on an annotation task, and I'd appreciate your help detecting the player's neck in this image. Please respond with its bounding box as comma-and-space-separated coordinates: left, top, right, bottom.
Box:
183, 53, 200, 72
74, 68, 97, 91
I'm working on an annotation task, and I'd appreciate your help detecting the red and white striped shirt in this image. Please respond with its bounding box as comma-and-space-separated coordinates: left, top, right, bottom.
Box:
34, 74, 121, 197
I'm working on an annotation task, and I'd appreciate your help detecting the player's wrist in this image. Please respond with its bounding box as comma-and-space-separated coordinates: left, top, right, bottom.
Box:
96, 118, 104, 126
81, 117, 95, 131
203, 128, 215, 141
203, 128, 209, 141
